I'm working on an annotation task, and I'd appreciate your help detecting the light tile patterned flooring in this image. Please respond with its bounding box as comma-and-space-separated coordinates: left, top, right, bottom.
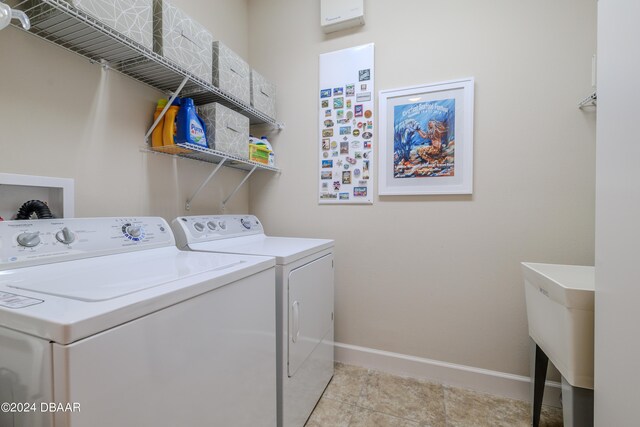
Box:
306, 363, 563, 427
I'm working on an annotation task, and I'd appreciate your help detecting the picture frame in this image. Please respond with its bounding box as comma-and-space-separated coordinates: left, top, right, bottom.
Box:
378, 78, 474, 195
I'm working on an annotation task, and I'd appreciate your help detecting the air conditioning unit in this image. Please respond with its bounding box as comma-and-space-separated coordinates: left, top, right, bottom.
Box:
320, 0, 364, 34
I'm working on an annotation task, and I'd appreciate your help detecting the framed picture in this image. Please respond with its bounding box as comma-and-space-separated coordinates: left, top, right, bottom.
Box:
378, 78, 474, 195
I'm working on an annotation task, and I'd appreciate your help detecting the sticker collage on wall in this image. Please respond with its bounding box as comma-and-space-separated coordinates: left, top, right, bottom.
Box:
318, 44, 374, 204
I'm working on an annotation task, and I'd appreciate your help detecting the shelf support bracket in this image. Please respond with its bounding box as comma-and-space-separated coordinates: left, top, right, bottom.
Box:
222, 165, 258, 210
144, 75, 190, 142
185, 158, 227, 211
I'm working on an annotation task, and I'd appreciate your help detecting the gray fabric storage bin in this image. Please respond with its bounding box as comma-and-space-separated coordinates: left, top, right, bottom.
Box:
197, 103, 250, 159
250, 69, 277, 120
212, 41, 251, 105
73, 0, 153, 49
153, 0, 213, 84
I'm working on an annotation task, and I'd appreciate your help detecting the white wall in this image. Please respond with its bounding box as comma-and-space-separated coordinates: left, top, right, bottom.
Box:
0, 0, 601, 398
0, 0, 250, 220
594, 1, 640, 424
248, 0, 597, 379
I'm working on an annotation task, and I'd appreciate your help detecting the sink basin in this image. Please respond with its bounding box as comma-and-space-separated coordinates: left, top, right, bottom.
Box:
522, 262, 594, 389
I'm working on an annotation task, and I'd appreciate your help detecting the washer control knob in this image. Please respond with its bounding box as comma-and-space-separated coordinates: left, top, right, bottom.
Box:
55, 227, 75, 245
17, 231, 41, 248
241, 218, 252, 230
207, 221, 217, 231
194, 222, 205, 232
127, 226, 143, 238
218, 221, 227, 230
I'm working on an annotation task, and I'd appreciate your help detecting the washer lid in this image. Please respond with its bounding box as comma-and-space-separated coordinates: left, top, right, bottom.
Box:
7, 249, 243, 302
189, 235, 334, 264
0, 247, 275, 344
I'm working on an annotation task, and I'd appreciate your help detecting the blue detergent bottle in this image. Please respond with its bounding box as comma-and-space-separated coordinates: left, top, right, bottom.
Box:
176, 98, 208, 148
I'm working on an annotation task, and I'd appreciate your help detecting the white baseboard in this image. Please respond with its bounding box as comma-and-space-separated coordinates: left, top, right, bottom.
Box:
334, 342, 562, 408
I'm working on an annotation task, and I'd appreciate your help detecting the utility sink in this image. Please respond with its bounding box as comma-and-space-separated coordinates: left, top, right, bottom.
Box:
522, 263, 594, 389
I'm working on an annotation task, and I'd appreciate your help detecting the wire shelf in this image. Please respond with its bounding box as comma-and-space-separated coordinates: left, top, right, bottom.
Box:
144, 144, 280, 173
10, 0, 282, 127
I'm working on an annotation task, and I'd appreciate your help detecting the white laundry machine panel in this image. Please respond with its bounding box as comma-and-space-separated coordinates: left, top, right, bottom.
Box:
0, 217, 276, 427
172, 215, 335, 427
288, 253, 334, 377
279, 251, 334, 427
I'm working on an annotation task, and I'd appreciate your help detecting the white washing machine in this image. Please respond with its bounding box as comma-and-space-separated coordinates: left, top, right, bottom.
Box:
172, 215, 334, 427
0, 217, 276, 427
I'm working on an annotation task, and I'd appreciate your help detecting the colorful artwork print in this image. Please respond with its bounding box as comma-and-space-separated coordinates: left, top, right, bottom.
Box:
334, 97, 344, 108
321, 171, 333, 180
322, 128, 334, 137
321, 100, 329, 108
339, 193, 350, 200
393, 99, 455, 178
322, 138, 330, 150
320, 89, 331, 98
340, 126, 352, 135
355, 105, 363, 117
342, 171, 352, 184
333, 87, 344, 96
322, 160, 333, 168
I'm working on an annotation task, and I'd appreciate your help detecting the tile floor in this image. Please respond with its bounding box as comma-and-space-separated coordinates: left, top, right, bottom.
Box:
306, 363, 563, 427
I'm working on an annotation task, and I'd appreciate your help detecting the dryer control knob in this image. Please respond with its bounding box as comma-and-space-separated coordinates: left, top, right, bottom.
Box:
207, 221, 217, 231
127, 226, 143, 238
241, 218, 252, 230
17, 231, 41, 248
218, 221, 227, 230
194, 222, 205, 232
55, 227, 75, 245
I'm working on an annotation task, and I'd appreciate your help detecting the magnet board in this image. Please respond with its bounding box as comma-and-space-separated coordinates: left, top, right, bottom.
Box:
318, 43, 374, 204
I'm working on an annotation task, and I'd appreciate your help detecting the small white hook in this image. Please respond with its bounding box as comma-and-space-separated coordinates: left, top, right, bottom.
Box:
0, 3, 30, 31
12, 9, 30, 30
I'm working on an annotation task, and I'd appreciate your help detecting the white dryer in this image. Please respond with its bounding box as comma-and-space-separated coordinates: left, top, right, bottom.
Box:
172, 215, 334, 427
0, 217, 276, 427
